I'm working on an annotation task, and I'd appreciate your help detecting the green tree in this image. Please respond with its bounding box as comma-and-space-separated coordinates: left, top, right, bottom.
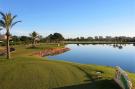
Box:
53, 33, 64, 42
12, 35, 20, 42
45, 33, 64, 43
0, 12, 21, 59
20, 36, 31, 44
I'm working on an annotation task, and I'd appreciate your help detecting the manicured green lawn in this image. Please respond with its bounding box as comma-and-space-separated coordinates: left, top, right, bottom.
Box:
0, 43, 135, 89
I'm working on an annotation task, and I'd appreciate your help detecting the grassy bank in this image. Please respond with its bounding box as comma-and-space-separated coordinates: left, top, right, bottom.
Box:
0, 43, 135, 89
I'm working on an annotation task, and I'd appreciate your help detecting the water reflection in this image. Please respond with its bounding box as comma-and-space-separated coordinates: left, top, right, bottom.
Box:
48, 44, 135, 73
77, 43, 80, 46
112, 44, 123, 49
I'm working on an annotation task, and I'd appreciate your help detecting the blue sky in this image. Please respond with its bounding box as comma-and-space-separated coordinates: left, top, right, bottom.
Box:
0, 0, 135, 38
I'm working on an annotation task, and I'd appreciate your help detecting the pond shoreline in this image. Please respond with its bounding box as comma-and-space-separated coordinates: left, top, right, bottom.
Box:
34, 47, 70, 57
48, 44, 135, 73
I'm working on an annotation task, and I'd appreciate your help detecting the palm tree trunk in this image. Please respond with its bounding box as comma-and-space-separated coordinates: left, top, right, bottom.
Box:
34, 39, 36, 47
32, 39, 35, 47
6, 30, 10, 59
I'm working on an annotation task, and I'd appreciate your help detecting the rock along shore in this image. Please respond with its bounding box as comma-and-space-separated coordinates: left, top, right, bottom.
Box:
34, 48, 70, 57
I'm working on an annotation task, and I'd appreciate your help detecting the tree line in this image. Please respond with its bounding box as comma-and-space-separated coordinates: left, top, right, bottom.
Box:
66, 36, 135, 42
0, 32, 65, 45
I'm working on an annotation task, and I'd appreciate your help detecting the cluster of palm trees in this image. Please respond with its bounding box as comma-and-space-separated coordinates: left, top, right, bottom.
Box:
0, 12, 21, 59
30, 31, 39, 48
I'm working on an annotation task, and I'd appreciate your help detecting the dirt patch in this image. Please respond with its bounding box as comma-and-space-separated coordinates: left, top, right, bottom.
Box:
34, 48, 70, 57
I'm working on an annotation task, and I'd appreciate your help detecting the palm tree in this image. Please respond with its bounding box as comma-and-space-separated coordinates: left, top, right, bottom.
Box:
0, 28, 2, 35
0, 12, 21, 59
0, 28, 2, 40
30, 31, 38, 47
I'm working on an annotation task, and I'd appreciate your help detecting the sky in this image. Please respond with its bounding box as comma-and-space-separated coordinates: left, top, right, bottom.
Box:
0, 0, 135, 38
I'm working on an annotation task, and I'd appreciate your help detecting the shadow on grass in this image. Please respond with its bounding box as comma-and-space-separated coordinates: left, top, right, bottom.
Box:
54, 64, 121, 89
53, 79, 121, 89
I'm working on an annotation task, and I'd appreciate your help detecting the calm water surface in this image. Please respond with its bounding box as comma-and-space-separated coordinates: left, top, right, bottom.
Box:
48, 44, 135, 73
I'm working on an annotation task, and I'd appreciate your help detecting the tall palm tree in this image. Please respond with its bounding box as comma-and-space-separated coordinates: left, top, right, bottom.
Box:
30, 31, 38, 47
0, 28, 2, 40
0, 28, 2, 35
0, 12, 21, 59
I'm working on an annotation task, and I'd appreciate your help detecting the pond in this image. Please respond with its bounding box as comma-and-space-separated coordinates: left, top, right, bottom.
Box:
48, 44, 135, 73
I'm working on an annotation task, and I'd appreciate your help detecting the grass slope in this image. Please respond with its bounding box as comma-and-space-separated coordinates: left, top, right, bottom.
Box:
0, 43, 135, 89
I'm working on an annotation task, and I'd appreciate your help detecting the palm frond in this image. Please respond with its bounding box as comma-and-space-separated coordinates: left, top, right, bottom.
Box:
11, 15, 17, 22
30, 31, 38, 38
11, 21, 21, 28
0, 12, 6, 18
0, 20, 5, 28
10, 15, 17, 25
0, 12, 6, 21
